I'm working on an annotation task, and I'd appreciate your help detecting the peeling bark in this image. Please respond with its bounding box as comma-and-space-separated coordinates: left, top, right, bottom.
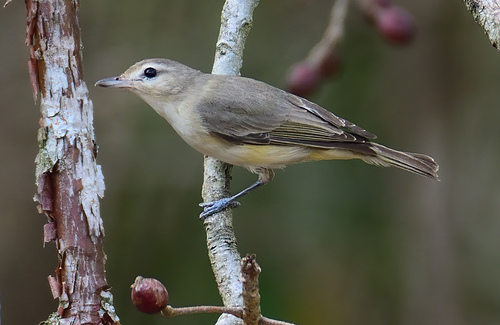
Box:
463, 0, 500, 50
25, 0, 118, 324
241, 255, 261, 325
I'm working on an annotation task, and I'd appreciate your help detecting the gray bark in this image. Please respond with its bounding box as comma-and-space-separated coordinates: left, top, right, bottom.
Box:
463, 0, 500, 50
201, 1, 260, 325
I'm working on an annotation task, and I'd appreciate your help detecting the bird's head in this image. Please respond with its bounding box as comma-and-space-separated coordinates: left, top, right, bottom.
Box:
95, 58, 199, 98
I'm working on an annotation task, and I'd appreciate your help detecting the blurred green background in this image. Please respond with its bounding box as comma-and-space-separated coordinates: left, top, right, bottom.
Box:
1, 0, 500, 324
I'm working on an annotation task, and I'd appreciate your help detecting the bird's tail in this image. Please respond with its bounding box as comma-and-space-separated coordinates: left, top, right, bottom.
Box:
363, 143, 440, 180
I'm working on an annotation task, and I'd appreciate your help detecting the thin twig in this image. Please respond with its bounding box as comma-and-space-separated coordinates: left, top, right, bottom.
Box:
161, 305, 296, 325
260, 316, 297, 325
307, 0, 350, 65
162, 305, 243, 319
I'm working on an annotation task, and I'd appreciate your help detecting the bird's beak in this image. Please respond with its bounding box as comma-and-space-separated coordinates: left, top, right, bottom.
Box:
95, 76, 133, 88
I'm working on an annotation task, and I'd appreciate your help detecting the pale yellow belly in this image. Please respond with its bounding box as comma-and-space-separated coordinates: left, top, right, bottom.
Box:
190, 135, 360, 170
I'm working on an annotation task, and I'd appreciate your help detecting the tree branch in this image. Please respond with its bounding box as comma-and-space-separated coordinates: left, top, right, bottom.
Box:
307, 0, 349, 66
26, 0, 118, 323
162, 305, 295, 325
201, 1, 259, 325
241, 255, 261, 325
463, 0, 500, 50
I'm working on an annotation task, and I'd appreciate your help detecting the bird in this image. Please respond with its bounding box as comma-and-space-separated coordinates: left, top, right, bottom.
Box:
96, 58, 439, 219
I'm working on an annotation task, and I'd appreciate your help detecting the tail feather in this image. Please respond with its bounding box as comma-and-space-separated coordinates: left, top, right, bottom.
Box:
364, 143, 440, 180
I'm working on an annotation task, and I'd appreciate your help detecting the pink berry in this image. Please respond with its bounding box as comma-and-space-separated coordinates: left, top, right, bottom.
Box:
318, 50, 342, 78
131, 277, 169, 314
286, 62, 321, 97
376, 6, 415, 44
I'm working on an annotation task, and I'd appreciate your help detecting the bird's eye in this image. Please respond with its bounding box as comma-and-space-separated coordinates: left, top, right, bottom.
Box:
144, 67, 157, 78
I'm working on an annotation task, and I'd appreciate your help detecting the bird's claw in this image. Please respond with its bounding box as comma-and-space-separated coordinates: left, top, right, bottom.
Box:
199, 198, 241, 219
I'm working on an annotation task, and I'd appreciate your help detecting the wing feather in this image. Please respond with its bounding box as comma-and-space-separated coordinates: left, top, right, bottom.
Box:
197, 75, 376, 149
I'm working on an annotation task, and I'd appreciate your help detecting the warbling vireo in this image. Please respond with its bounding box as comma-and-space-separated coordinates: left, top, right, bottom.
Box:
96, 58, 439, 218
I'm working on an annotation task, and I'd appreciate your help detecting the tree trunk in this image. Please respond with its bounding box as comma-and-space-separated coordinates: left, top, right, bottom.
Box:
26, 0, 118, 323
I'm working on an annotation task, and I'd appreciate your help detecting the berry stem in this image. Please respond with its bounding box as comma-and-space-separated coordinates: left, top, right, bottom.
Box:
161, 305, 296, 325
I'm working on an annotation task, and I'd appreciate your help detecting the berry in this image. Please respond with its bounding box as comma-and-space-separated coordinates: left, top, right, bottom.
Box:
131, 276, 169, 314
376, 6, 415, 44
318, 50, 342, 78
286, 62, 321, 97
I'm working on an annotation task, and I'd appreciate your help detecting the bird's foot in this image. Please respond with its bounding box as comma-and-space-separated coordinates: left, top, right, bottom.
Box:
199, 198, 241, 220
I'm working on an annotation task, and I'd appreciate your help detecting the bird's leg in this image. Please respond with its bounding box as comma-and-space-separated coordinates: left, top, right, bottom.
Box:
199, 168, 274, 219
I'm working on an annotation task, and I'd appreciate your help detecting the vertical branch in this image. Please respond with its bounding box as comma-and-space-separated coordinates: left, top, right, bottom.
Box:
201, 1, 259, 325
463, 0, 500, 50
26, 0, 118, 323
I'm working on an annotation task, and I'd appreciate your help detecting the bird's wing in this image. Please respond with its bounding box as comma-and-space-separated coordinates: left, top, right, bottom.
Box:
197, 75, 376, 149
285, 94, 376, 140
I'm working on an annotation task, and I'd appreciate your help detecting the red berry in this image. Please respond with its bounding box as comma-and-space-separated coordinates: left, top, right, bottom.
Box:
376, 6, 415, 44
286, 62, 321, 97
318, 50, 342, 78
131, 276, 169, 314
